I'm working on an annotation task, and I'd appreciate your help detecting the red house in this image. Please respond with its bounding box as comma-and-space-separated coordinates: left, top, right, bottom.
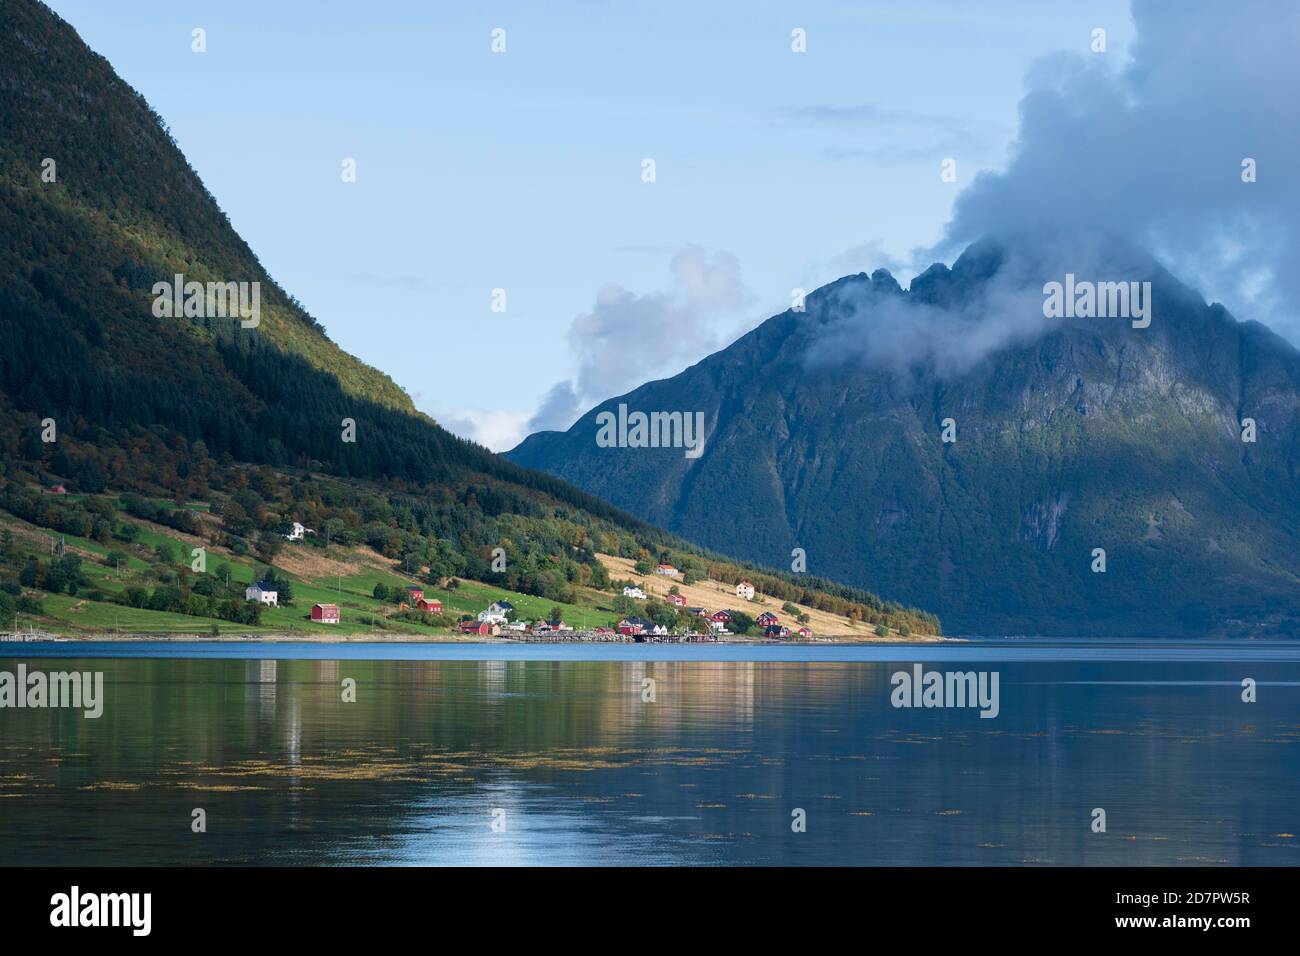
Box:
311, 603, 340, 624
797, 626, 813, 638
406, 586, 425, 602
756, 612, 780, 627
709, 610, 733, 624
764, 624, 791, 638
665, 593, 686, 607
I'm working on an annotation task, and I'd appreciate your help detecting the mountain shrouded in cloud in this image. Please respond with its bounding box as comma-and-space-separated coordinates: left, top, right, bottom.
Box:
803, 232, 1157, 377
510, 238, 1300, 637
508, 0, 1300, 636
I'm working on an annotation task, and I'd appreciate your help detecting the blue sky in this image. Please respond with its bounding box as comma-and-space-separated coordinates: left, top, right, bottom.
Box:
47, 0, 1136, 448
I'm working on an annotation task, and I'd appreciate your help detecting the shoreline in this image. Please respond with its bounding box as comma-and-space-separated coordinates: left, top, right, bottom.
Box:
1, 630, 952, 645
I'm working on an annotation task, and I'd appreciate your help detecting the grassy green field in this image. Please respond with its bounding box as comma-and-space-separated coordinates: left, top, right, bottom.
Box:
34, 593, 278, 634
1, 498, 624, 637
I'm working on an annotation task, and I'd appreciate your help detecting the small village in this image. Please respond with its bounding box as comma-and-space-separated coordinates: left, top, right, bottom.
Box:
5, 485, 914, 642
241, 560, 817, 642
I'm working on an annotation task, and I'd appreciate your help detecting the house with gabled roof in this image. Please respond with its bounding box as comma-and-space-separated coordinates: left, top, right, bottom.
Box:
617, 616, 655, 636
479, 600, 514, 623
311, 603, 340, 624
245, 580, 279, 606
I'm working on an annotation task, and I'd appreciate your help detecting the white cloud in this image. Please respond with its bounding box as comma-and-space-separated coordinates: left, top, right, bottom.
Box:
527, 381, 583, 434
523, 244, 753, 436
942, 0, 1300, 338
431, 407, 533, 453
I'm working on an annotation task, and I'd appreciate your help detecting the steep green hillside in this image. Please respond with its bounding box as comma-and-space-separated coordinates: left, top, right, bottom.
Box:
0, 0, 412, 411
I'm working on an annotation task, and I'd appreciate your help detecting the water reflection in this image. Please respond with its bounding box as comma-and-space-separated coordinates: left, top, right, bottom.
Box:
0, 655, 1296, 865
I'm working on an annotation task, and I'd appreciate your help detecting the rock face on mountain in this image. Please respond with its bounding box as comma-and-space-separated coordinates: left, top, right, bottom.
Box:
511, 240, 1300, 636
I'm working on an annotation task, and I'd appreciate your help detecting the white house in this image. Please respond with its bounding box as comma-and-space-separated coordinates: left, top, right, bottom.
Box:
245, 581, 279, 606
283, 521, 315, 542
623, 586, 646, 600
735, 580, 755, 600
479, 600, 515, 624
655, 564, 679, 577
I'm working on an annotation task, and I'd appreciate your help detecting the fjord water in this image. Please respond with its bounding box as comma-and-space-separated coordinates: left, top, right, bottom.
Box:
0, 640, 1296, 866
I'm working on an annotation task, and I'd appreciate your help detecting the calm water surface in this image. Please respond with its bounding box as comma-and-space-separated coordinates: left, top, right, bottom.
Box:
0, 639, 1297, 865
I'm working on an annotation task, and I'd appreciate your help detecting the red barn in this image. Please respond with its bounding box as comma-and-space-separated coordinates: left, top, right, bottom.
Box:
311, 603, 340, 624
416, 598, 442, 613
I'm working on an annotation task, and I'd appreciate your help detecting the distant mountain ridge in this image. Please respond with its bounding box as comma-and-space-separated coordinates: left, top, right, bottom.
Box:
510, 238, 1300, 637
